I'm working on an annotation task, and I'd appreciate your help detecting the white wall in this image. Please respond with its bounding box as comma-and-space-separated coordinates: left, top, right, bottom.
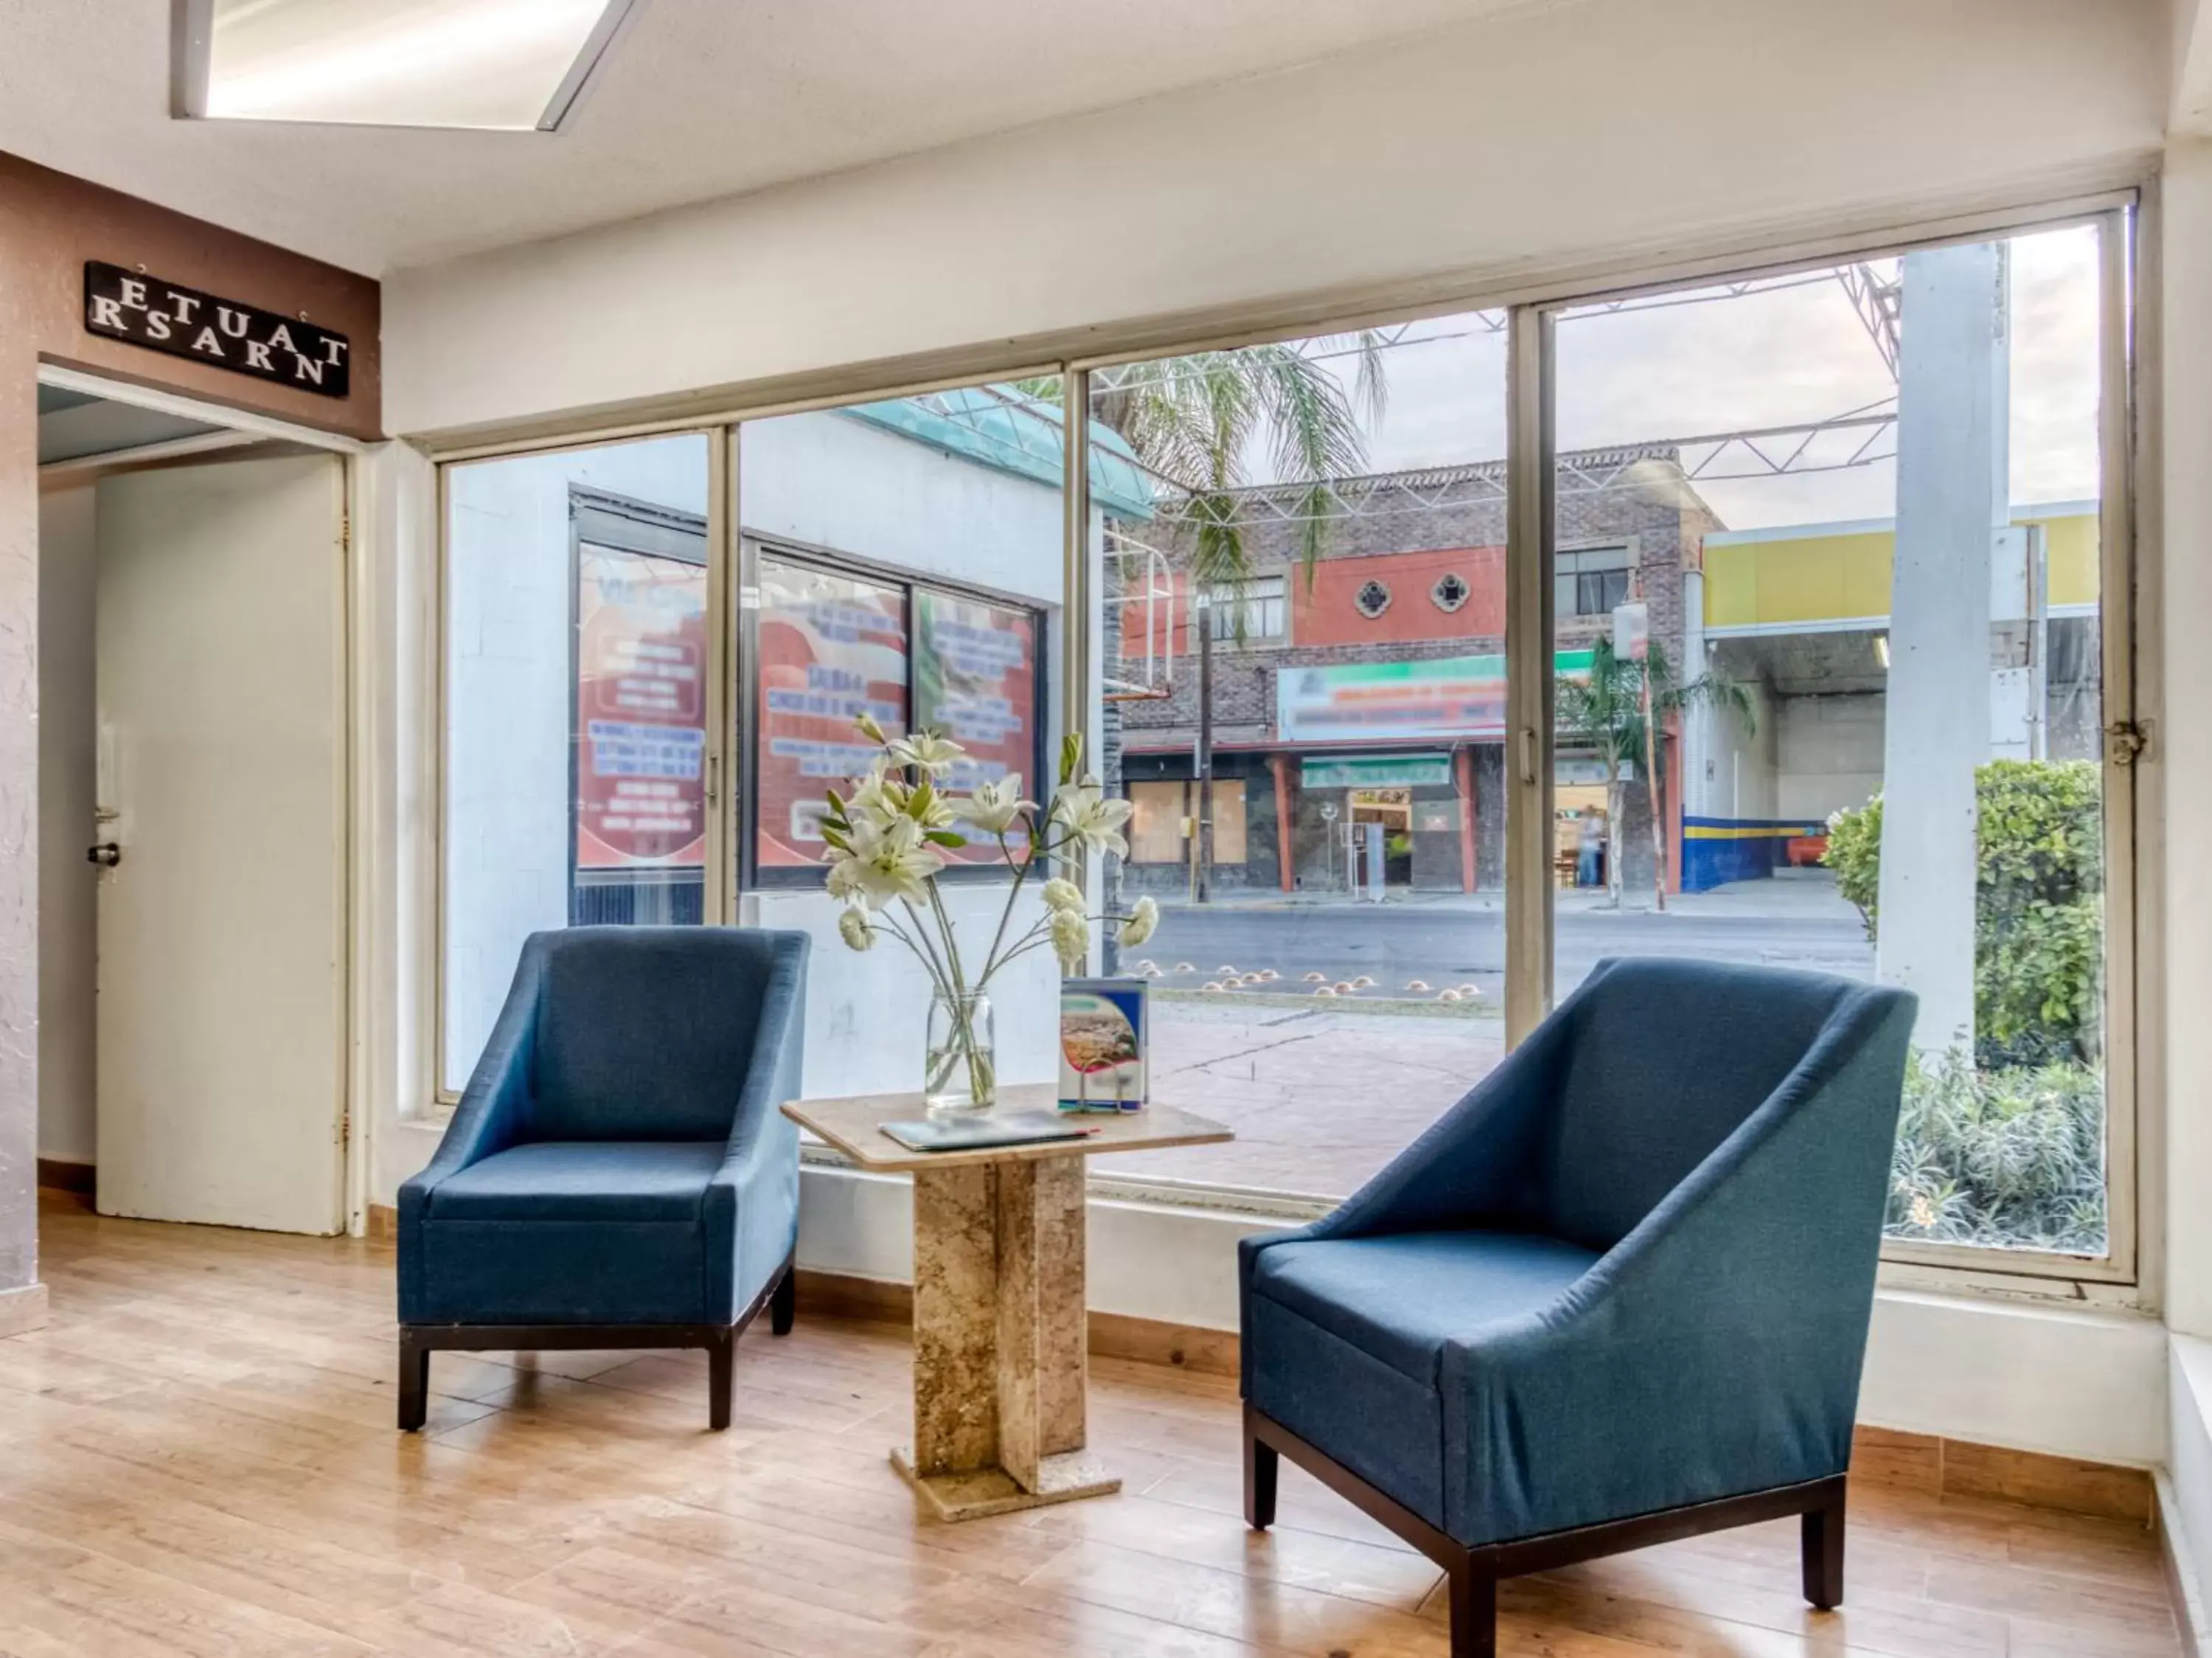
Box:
2164, 139, 2212, 1345
1777, 693, 1886, 822
1687, 674, 1778, 822
383, 0, 2164, 441
442, 434, 711, 1092
742, 412, 1064, 601
35, 485, 95, 1167
2173, 1338, 2212, 1645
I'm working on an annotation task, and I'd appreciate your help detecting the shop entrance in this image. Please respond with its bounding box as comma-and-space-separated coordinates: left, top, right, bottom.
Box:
1348, 786, 1413, 887
1556, 781, 1610, 889
38, 379, 352, 1235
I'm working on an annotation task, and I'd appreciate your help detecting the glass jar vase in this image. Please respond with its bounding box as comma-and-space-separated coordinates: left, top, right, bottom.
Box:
923, 988, 997, 1111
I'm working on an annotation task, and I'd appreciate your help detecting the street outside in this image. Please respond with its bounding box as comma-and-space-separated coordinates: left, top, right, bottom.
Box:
1102, 870, 1872, 1196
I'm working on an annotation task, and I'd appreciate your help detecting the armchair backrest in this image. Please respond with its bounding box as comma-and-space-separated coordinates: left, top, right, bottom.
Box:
521, 926, 809, 1142
1540, 957, 1871, 1252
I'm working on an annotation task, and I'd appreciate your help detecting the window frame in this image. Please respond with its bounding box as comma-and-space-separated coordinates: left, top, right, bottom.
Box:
1200, 574, 1288, 644
433, 429, 722, 1108
425, 187, 2147, 1299
734, 530, 1051, 894
1528, 205, 2142, 1288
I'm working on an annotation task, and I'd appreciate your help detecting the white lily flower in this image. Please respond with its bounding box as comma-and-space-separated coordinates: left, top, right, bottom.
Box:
846, 758, 906, 827
837, 906, 875, 952
1119, 896, 1160, 948
1049, 906, 1091, 970
830, 815, 947, 910
1040, 876, 1087, 915
963, 775, 1034, 835
1051, 778, 1133, 859
887, 729, 964, 774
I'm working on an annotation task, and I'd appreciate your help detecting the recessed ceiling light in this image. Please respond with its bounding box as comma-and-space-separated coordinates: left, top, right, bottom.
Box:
173, 0, 642, 133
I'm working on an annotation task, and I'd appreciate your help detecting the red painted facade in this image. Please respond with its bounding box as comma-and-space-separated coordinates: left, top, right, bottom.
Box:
1290, 545, 1505, 646
1116, 544, 1506, 659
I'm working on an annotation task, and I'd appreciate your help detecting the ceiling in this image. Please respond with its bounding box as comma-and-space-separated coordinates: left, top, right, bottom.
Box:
0, 0, 1554, 277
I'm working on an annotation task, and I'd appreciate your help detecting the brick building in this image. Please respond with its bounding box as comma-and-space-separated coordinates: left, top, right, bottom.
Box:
1102, 445, 1722, 898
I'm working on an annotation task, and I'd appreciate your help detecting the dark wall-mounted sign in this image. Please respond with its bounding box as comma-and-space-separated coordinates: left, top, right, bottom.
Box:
83, 262, 350, 400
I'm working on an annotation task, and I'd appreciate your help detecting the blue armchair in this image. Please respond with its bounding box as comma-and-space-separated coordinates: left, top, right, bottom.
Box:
1240, 958, 1914, 1658
397, 926, 809, 1432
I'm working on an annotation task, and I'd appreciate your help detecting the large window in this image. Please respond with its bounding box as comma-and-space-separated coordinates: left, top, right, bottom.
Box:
442, 434, 711, 1096
1548, 219, 2126, 1269
433, 204, 2135, 1283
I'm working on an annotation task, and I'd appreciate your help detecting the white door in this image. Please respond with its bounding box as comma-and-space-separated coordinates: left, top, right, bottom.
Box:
94, 453, 348, 1235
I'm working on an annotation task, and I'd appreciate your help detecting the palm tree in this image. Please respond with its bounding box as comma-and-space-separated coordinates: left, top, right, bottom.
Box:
1556, 637, 1755, 909
1032, 339, 1388, 898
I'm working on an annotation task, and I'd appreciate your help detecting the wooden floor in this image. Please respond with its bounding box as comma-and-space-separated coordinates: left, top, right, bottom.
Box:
0, 1193, 2184, 1658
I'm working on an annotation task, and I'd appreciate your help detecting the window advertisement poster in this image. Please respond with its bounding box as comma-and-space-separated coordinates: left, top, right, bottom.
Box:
913, 589, 1040, 865
572, 542, 709, 873
755, 556, 909, 868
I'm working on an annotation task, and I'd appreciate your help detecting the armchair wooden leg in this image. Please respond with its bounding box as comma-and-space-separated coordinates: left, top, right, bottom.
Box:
1802, 1482, 1846, 1610
1244, 1414, 1278, 1530
707, 1325, 735, 1432
397, 1330, 428, 1432
1447, 1564, 1497, 1658
770, 1265, 796, 1336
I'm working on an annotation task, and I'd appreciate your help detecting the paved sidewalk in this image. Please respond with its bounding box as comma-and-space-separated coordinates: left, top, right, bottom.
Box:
1147, 869, 1860, 923
1100, 1000, 1503, 1198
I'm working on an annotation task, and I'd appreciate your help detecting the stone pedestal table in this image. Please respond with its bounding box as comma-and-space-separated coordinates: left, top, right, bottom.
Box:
781, 1085, 1232, 1522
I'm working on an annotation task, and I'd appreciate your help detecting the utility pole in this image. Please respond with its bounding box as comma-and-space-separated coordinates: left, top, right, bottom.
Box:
1194, 587, 1216, 903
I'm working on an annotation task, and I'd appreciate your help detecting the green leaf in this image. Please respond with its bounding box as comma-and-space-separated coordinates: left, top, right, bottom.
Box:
1059, 731, 1082, 785
925, 830, 967, 848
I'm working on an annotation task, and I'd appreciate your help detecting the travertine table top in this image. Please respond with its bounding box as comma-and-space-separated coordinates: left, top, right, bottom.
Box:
782, 1085, 1233, 1173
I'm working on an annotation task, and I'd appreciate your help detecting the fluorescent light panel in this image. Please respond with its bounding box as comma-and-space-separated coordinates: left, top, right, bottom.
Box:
179, 0, 637, 132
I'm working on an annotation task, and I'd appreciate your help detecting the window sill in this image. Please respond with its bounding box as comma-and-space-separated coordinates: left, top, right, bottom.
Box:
799, 1141, 2138, 1307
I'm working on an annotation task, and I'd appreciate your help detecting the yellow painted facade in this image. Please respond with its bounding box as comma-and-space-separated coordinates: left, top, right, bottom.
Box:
1701, 507, 2098, 630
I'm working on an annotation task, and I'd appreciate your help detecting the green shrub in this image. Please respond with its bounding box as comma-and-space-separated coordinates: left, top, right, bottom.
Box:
1823, 760, 2103, 1066
1885, 1051, 2107, 1255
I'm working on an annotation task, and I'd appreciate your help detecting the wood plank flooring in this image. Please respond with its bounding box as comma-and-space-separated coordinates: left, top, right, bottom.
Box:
0, 1193, 2184, 1657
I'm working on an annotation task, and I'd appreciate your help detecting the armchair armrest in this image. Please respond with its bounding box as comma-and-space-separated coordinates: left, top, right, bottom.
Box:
1435, 986, 1913, 1546
705, 934, 810, 1320
395, 941, 540, 1319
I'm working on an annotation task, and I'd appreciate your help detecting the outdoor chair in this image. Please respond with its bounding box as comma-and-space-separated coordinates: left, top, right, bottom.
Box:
1239, 957, 1915, 1658
396, 926, 809, 1432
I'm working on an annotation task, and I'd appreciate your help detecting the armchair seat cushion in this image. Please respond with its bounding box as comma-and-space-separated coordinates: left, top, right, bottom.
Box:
1245, 1230, 1599, 1533
425, 1141, 725, 1223
1251, 1231, 1599, 1383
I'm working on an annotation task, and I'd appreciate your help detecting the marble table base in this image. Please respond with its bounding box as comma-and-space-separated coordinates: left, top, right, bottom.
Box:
898, 1152, 1118, 1521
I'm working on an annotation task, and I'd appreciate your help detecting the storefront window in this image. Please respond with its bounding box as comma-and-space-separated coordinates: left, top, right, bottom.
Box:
441, 433, 710, 1096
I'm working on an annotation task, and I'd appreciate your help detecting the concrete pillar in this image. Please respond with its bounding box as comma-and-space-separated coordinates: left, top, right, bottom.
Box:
1876, 242, 2008, 1052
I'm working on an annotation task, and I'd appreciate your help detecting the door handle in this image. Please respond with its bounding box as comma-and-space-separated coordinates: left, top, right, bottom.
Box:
87, 842, 121, 867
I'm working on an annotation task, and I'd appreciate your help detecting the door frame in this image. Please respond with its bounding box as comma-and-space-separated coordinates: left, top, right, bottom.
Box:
36, 364, 372, 1234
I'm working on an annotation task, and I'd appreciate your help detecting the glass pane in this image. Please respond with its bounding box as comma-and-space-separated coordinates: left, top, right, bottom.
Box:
1090, 315, 1509, 1198
735, 385, 1064, 1102
1551, 223, 2110, 1256
442, 432, 710, 1095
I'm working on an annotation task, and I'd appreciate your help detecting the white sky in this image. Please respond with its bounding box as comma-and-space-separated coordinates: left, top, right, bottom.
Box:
1241, 222, 2101, 533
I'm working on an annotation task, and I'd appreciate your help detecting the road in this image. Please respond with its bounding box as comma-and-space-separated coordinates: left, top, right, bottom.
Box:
1121, 878, 1873, 1002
